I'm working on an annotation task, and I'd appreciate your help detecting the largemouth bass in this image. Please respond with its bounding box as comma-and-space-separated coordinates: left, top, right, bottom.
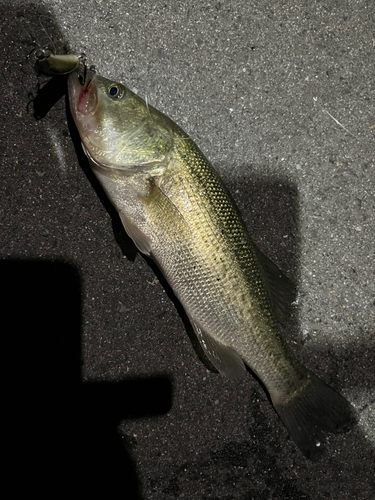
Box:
67, 67, 355, 460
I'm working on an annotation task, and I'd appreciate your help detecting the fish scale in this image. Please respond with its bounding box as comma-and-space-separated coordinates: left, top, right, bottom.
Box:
124, 137, 315, 397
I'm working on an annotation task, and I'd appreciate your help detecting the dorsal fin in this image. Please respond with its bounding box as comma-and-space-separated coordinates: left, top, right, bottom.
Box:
254, 245, 296, 326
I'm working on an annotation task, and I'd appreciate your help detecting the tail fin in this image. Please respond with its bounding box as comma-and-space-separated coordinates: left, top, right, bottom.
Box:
272, 370, 356, 460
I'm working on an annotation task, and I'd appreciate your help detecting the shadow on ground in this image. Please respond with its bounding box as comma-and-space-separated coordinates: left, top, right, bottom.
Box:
2, 261, 172, 499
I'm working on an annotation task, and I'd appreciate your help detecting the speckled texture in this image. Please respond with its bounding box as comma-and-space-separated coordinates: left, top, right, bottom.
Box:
1, 1, 374, 499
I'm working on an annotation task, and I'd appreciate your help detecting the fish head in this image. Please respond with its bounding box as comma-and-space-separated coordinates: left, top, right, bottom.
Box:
68, 70, 174, 175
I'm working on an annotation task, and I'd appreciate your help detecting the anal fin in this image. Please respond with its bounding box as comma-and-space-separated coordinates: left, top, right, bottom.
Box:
191, 321, 246, 379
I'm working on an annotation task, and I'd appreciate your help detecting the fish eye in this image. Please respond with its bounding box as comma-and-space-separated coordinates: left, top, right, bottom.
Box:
108, 83, 125, 99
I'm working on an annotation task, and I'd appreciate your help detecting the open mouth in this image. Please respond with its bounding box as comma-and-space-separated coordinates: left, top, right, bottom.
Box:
76, 77, 97, 115
78, 78, 92, 106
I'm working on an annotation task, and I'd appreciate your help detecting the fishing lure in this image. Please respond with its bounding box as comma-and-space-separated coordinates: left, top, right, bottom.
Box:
35, 48, 88, 82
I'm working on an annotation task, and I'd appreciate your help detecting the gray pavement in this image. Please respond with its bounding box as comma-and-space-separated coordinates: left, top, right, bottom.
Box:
1, 1, 374, 498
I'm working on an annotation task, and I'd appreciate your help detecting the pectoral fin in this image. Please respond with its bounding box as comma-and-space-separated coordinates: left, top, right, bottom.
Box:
119, 211, 152, 256
191, 321, 246, 379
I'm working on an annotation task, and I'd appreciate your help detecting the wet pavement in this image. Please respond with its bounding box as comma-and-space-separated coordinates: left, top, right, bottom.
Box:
1, 2, 374, 498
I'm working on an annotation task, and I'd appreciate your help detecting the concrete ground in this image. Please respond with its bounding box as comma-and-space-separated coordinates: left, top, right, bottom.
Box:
1, 1, 374, 498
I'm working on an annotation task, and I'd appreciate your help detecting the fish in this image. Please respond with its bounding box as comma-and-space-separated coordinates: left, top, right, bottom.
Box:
67, 66, 356, 460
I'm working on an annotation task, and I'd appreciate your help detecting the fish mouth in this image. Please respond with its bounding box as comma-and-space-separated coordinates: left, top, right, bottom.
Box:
68, 69, 98, 117
77, 78, 96, 114
68, 69, 101, 164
